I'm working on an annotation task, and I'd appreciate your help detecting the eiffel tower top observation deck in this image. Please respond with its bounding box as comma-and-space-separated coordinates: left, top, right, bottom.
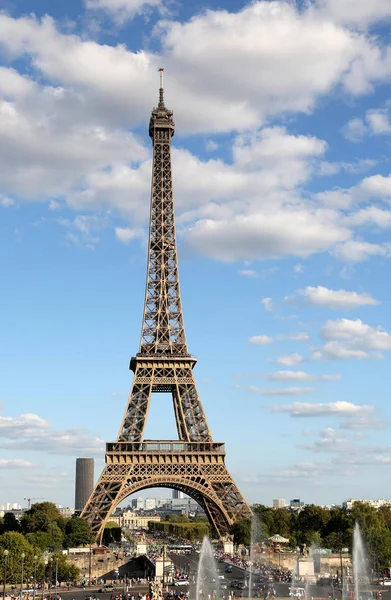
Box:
139, 68, 188, 358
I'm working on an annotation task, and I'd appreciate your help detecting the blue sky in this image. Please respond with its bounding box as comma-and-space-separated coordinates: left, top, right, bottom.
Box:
1, 0, 391, 510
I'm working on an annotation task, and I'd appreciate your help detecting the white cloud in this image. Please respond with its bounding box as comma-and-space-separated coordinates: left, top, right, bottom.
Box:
314, 318, 391, 360
340, 416, 386, 430
287, 285, 380, 308
270, 400, 373, 417
0, 459, 33, 468
294, 264, 304, 273
205, 140, 218, 152
334, 240, 391, 262
261, 297, 273, 312
247, 335, 273, 345
317, 0, 391, 27
366, 108, 391, 134
299, 427, 349, 452
249, 386, 316, 396
0, 195, 14, 207
269, 370, 316, 382
0, 412, 105, 456
115, 227, 144, 243
187, 206, 350, 262
346, 207, 391, 229
289, 333, 311, 342
342, 118, 367, 142
0, 7, 388, 265
238, 269, 258, 278
276, 353, 304, 366
321, 374, 342, 381
85, 0, 164, 23
268, 370, 340, 382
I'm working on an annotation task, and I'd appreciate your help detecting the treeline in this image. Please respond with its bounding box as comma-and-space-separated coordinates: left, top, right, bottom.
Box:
232, 502, 391, 569
0, 502, 93, 584
149, 516, 209, 541
0, 502, 92, 552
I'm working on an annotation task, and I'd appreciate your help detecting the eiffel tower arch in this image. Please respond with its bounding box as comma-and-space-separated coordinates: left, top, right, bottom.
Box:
81, 70, 252, 542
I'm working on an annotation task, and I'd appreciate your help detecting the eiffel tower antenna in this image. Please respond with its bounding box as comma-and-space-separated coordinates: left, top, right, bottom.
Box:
158, 67, 164, 108
81, 74, 252, 542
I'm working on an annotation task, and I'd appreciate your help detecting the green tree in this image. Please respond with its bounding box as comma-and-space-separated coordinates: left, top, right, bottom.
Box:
48, 554, 80, 583
231, 518, 251, 545
64, 518, 92, 548
25, 532, 54, 552
365, 525, 391, 571
271, 509, 292, 537
1, 513, 21, 534
21, 502, 63, 535
350, 502, 379, 533
294, 505, 330, 545
0, 532, 42, 584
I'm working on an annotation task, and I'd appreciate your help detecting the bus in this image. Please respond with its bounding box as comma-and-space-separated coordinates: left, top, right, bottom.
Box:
169, 544, 193, 554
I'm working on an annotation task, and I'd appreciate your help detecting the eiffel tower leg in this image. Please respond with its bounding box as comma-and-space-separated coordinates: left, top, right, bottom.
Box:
173, 364, 213, 442
118, 365, 153, 442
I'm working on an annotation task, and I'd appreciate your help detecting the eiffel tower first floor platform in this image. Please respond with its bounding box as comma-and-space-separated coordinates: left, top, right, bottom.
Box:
81, 440, 252, 543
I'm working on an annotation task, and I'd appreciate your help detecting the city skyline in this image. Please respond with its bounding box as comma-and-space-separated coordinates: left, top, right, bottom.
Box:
1, 0, 391, 508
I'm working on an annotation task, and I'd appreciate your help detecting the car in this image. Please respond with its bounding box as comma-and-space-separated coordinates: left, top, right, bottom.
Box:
99, 585, 114, 593
237, 582, 245, 590
174, 581, 189, 587
218, 576, 225, 580
221, 584, 228, 590
289, 588, 305, 599
225, 565, 233, 573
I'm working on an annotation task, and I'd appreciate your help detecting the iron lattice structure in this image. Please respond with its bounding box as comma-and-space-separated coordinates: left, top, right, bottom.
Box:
81, 72, 252, 542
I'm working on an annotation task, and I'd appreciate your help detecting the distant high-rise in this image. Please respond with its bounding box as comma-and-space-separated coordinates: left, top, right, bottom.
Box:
172, 490, 184, 499
75, 458, 94, 512
273, 498, 286, 509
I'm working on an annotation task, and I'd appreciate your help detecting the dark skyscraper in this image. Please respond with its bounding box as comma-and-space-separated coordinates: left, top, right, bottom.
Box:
172, 490, 184, 499
75, 458, 94, 512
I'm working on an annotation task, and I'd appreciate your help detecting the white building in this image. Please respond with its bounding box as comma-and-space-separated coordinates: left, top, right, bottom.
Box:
145, 498, 157, 510
110, 509, 161, 529
273, 499, 286, 509
343, 498, 391, 511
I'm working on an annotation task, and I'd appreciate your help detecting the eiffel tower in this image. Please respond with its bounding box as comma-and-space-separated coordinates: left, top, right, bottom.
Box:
81, 70, 252, 542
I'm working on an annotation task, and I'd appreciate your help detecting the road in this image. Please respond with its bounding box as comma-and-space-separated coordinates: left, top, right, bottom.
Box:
169, 553, 391, 599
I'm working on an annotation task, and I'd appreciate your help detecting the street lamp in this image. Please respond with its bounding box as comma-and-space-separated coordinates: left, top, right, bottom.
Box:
3, 550, 9, 600
54, 559, 58, 600
21, 553, 26, 600
33, 556, 38, 600
48, 558, 53, 600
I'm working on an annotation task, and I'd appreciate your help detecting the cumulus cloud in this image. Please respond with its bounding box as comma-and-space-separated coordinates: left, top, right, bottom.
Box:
267, 370, 340, 382
248, 386, 316, 396
0, 459, 33, 468
270, 400, 374, 417
286, 285, 379, 309
247, 335, 273, 345
317, 0, 391, 27
276, 353, 304, 366
299, 427, 350, 452
238, 269, 258, 278
0, 412, 105, 456
343, 105, 391, 142
0, 6, 388, 264
268, 370, 317, 382
314, 318, 391, 360
85, 0, 164, 23
334, 240, 391, 262
115, 227, 144, 243
261, 298, 273, 312
289, 333, 311, 341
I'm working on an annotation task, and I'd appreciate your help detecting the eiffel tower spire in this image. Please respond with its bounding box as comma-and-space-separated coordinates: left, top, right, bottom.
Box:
141, 67, 187, 357
81, 72, 252, 542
